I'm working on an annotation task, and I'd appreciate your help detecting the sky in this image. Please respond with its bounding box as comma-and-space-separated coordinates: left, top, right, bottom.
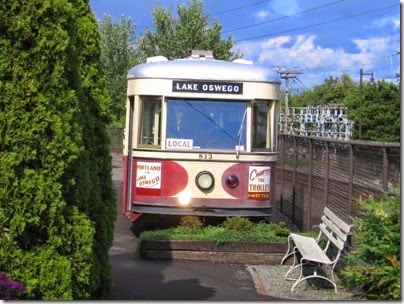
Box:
89, 0, 401, 91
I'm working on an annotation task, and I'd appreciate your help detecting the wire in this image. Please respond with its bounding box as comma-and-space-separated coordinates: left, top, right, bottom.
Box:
211, 0, 269, 16
235, 4, 397, 43
304, 53, 398, 74
136, 0, 270, 30
294, 78, 310, 90
223, 0, 344, 33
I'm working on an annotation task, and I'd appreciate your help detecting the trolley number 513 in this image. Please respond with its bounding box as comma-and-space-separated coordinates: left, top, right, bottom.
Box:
199, 153, 212, 159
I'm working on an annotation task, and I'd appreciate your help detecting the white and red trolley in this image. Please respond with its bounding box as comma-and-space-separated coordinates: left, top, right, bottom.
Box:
122, 50, 281, 224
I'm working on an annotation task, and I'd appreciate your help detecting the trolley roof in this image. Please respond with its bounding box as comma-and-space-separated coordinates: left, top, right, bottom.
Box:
127, 55, 280, 83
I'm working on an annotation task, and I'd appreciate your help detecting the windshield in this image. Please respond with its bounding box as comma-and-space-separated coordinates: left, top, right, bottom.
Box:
166, 98, 247, 150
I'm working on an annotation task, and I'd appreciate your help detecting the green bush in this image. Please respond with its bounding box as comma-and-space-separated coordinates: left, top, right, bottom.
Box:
340, 188, 400, 300
0, 0, 115, 300
179, 216, 204, 230
220, 217, 254, 232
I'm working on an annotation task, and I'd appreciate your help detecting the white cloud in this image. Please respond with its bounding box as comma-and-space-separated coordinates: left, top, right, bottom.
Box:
234, 34, 400, 88
353, 36, 395, 54
255, 9, 269, 19
255, 35, 338, 69
369, 16, 401, 30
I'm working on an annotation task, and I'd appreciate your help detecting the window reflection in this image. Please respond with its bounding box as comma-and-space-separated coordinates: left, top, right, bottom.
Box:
166, 99, 247, 150
252, 102, 269, 149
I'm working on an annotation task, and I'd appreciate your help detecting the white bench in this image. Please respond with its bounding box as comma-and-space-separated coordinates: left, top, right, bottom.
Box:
280, 207, 351, 293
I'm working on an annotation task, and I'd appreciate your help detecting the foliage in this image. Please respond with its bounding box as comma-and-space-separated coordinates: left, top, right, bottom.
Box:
289, 74, 400, 142
136, 0, 234, 61
344, 80, 400, 141
340, 188, 400, 300
0, 273, 25, 300
0, 0, 116, 300
220, 217, 254, 232
289, 74, 356, 107
179, 216, 204, 230
135, 220, 291, 258
98, 15, 139, 125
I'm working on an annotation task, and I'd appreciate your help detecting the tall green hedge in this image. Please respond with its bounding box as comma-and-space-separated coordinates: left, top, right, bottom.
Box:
0, 0, 116, 300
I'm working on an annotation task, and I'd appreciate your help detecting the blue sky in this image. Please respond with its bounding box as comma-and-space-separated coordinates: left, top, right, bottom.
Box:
89, 0, 401, 90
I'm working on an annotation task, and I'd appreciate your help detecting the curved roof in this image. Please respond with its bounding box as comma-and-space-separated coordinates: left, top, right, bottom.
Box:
127, 57, 281, 83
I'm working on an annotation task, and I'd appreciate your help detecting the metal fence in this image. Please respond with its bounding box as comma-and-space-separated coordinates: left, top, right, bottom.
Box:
276, 134, 400, 231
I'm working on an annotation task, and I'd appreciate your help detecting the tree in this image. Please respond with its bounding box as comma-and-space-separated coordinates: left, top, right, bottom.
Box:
136, 0, 234, 61
0, 0, 115, 299
289, 74, 400, 142
290, 74, 356, 107
345, 80, 400, 141
98, 15, 138, 125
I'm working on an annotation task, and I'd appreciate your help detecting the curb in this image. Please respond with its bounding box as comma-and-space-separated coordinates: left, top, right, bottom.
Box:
140, 240, 290, 265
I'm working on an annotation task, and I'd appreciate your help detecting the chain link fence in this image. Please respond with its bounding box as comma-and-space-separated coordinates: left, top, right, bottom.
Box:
276, 134, 400, 231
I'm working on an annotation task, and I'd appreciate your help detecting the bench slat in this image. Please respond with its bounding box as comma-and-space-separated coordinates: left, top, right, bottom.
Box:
320, 223, 344, 250
290, 233, 331, 264
324, 207, 351, 233
321, 215, 347, 242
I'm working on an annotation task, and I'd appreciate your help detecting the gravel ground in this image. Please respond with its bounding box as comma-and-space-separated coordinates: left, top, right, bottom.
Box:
246, 264, 355, 300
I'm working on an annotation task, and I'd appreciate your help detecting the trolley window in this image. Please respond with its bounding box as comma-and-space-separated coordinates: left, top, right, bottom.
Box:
139, 97, 161, 147
166, 98, 247, 150
252, 102, 269, 149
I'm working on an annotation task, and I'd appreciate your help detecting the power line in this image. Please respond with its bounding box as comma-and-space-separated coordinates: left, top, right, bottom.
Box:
223, 0, 343, 34
211, 0, 269, 16
304, 53, 398, 74
137, 0, 270, 30
294, 77, 310, 90
235, 4, 397, 43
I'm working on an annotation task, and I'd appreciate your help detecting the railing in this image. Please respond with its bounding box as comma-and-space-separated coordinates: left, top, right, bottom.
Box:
276, 134, 400, 231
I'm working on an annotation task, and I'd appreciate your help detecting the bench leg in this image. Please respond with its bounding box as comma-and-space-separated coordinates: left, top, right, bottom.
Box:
280, 235, 295, 265
284, 247, 307, 281
290, 259, 338, 293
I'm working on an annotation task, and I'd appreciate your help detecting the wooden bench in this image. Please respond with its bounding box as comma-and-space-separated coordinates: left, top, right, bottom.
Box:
280, 207, 351, 293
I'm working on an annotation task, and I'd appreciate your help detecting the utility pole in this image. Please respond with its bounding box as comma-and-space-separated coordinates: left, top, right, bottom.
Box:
395, 50, 400, 84
359, 69, 375, 140
277, 67, 303, 133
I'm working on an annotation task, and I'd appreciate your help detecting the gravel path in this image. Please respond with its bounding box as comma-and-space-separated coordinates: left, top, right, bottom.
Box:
246, 264, 354, 300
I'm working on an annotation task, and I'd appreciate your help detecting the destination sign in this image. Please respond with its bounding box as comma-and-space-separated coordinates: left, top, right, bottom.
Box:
172, 81, 243, 94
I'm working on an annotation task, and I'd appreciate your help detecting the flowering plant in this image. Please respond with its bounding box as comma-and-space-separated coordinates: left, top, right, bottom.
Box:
0, 272, 25, 300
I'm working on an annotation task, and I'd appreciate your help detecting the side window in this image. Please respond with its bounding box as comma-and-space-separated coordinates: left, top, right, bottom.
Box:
252, 102, 269, 149
139, 98, 161, 147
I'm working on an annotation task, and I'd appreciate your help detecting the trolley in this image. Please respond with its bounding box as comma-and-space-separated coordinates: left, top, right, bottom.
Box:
122, 50, 281, 225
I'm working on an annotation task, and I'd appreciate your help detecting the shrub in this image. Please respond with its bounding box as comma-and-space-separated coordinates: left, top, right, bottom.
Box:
0, 0, 115, 299
220, 217, 254, 232
179, 216, 204, 230
340, 188, 400, 300
266, 223, 291, 238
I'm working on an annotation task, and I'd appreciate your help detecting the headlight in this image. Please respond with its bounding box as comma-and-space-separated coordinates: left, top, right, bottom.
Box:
195, 171, 214, 191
